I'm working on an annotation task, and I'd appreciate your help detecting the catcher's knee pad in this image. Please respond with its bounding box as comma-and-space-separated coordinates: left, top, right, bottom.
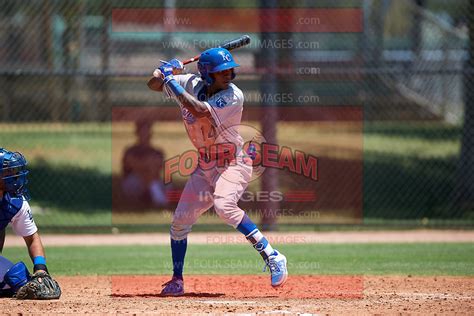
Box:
4, 262, 31, 292
213, 196, 244, 228
170, 223, 192, 240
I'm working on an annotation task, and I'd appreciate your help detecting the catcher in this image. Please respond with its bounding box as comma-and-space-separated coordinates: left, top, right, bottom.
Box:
0, 148, 61, 299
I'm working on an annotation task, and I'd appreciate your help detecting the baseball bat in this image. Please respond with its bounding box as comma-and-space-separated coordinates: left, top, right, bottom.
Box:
182, 35, 251, 65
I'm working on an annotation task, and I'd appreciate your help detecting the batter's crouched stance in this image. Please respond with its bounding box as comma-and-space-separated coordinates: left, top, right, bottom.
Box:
0, 149, 61, 299
148, 48, 288, 296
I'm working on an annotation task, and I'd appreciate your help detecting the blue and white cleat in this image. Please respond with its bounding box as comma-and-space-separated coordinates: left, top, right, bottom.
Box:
160, 277, 184, 296
264, 250, 288, 287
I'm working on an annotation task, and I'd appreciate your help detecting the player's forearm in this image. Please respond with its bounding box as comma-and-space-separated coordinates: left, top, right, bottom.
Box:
149, 74, 206, 116
24, 232, 49, 273
161, 75, 210, 118
176, 92, 210, 118
148, 74, 200, 117
24, 232, 46, 260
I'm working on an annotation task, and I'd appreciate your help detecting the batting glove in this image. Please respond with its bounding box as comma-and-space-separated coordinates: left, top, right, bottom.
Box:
167, 58, 184, 72
158, 62, 174, 81
158, 59, 184, 80
158, 59, 186, 97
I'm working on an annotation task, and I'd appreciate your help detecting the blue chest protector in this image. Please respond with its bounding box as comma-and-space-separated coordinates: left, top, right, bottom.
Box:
0, 193, 24, 231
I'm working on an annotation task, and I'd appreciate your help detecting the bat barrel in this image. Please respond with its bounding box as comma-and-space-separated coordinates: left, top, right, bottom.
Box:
220, 35, 251, 50
183, 35, 251, 65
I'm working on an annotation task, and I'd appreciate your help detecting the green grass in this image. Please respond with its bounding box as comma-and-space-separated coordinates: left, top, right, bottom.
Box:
0, 123, 112, 173
30, 206, 112, 228
3, 243, 473, 276
1, 121, 471, 225
364, 122, 461, 159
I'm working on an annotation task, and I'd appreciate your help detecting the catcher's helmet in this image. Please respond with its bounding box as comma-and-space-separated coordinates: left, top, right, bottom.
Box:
198, 47, 239, 85
0, 148, 29, 196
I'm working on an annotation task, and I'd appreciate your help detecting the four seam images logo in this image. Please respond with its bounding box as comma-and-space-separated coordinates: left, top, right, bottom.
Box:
163, 124, 318, 184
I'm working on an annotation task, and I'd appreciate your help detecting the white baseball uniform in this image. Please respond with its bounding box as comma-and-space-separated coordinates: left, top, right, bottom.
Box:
164, 74, 252, 239
11, 200, 38, 237
1, 196, 38, 237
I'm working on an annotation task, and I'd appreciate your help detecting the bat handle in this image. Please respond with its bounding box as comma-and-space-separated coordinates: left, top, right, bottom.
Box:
183, 55, 200, 65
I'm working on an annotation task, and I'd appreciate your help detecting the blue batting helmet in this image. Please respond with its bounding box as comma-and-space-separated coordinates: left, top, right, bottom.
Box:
0, 148, 29, 196
198, 47, 239, 85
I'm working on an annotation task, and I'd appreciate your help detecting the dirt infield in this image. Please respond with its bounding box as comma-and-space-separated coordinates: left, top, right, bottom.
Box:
112, 275, 364, 299
3, 231, 472, 314
1, 275, 472, 314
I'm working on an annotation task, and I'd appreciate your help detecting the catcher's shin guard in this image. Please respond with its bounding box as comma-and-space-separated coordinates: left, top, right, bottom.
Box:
3, 262, 31, 293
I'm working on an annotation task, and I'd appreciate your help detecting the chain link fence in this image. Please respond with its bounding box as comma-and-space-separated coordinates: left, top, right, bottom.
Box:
1, 0, 473, 230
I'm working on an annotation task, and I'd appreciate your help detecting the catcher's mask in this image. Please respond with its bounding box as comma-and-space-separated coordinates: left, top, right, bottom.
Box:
0, 148, 29, 196
198, 47, 239, 85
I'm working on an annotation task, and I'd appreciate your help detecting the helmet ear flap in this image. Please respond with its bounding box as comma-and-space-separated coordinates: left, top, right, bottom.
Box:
198, 61, 214, 85
197, 61, 205, 75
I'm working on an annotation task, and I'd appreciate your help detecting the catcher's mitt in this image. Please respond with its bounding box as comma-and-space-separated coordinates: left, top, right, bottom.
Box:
15, 271, 61, 300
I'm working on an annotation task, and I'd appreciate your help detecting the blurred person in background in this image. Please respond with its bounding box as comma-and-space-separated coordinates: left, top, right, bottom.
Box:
121, 119, 168, 208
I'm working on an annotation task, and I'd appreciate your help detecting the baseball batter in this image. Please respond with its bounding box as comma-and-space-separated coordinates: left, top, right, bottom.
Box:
0, 148, 61, 299
147, 48, 288, 296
